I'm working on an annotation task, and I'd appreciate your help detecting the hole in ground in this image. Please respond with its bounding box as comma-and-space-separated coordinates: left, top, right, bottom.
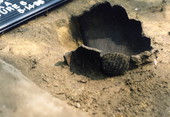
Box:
67, 2, 153, 78
70, 2, 152, 56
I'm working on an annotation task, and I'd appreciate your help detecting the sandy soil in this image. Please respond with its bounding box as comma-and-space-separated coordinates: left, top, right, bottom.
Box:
0, 0, 170, 117
0, 59, 89, 117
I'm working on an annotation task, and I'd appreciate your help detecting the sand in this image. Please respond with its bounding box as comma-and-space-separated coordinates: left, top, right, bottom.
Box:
0, 0, 170, 117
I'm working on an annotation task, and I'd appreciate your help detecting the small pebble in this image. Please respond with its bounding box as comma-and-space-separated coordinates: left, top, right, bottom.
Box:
77, 80, 87, 83
75, 103, 81, 108
42, 77, 50, 82
135, 7, 140, 11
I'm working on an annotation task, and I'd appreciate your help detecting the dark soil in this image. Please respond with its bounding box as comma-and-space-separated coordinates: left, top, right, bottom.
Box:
70, 2, 152, 56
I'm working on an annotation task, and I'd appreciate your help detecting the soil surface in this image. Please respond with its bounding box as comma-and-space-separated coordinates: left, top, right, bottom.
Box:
0, 59, 89, 117
0, 0, 170, 117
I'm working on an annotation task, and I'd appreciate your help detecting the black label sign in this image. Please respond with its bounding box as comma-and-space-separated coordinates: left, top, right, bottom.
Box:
0, 0, 46, 16
0, 0, 68, 33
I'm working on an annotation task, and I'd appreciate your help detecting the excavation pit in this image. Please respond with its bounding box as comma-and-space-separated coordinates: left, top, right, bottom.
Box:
70, 2, 152, 56
65, 2, 154, 77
